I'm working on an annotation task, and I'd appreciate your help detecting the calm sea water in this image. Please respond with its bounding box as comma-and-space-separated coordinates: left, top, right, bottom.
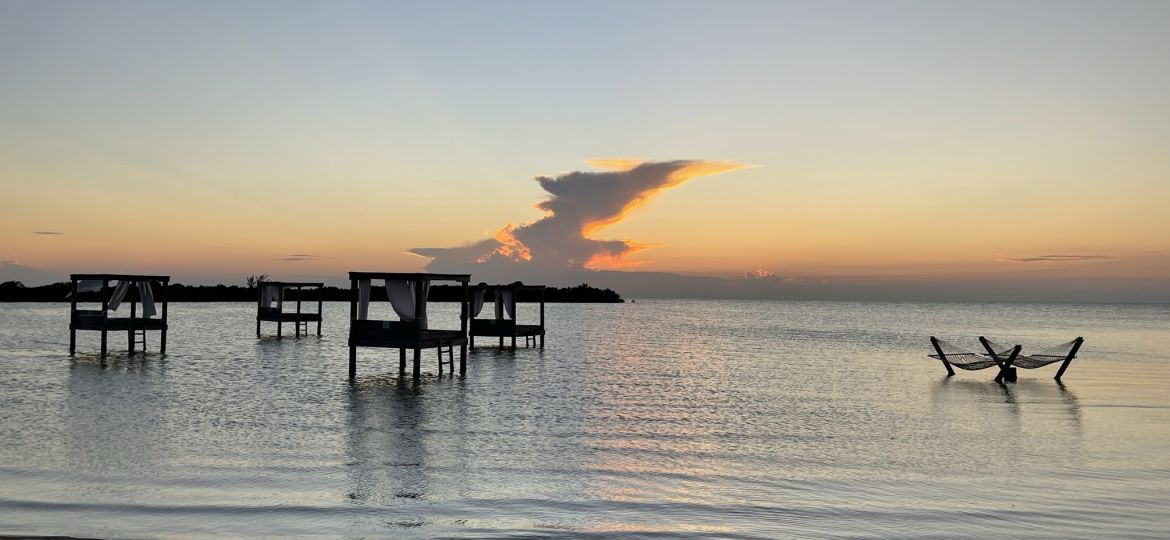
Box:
1, 300, 1168, 539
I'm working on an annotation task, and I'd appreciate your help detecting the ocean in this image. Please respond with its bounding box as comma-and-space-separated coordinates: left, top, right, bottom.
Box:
1, 300, 1168, 538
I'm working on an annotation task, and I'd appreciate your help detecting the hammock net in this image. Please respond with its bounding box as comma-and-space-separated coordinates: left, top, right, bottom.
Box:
985, 338, 1081, 369
928, 338, 999, 370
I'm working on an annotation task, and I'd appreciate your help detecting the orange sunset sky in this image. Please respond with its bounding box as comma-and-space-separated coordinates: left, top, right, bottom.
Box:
2, 2, 1169, 301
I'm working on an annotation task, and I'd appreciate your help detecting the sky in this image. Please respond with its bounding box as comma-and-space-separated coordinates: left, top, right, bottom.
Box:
2, 1, 1169, 301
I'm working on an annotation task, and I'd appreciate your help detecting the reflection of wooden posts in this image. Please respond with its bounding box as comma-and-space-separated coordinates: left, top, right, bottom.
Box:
128, 298, 136, 356
1054, 337, 1085, 381
929, 337, 955, 376
68, 280, 78, 355
348, 278, 357, 380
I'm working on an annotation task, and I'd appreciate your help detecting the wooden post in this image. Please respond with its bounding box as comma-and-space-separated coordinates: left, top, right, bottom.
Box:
100, 279, 109, 358
413, 348, 420, 380
539, 287, 545, 349
437, 346, 443, 376
69, 278, 77, 355
160, 280, 168, 355
399, 348, 406, 374
277, 286, 283, 339
929, 337, 956, 376
128, 297, 137, 356
460, 280, 468, 375
348, 278, 357, 380
994, 345, 1023, 384
1054, 337, 1084, 381
256, 282, 263, 338
316, 287, 323, 336
510, 284, 517, 350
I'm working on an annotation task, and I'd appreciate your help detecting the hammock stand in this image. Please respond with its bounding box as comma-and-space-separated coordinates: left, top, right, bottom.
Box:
979, 336, 1085, 382
929, 336, 1020, 377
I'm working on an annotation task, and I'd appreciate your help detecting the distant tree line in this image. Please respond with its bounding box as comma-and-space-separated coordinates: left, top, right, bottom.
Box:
0, 280, 623, 303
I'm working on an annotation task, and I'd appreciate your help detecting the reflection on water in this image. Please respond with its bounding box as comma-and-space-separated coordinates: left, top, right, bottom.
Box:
0, 300, 1168, 538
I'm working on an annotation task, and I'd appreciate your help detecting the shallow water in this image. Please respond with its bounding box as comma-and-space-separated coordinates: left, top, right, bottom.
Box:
1, 300, 1168, 538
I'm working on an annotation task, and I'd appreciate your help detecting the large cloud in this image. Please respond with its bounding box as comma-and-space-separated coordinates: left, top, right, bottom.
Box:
410, 159, 748, 275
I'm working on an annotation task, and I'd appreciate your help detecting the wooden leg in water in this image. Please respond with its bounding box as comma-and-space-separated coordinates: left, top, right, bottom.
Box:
469, 335, 475, 349
317, 320, 321, 336
413, 348, 420, 380
540, 333, 544, 349
994, 346, 1022, 384
69, 327, 76, 355
100, 329, 107, 358
437, 346, 443, 376
160, 328, 166, 355
511, 335, 516, 350
348, 346, 357, 380
1054, 337, 1084, 381
128, 329, 134, 356
256, 319, 261, 338
399, 348, 406, 374
459, 344, 467, 375
929, 337, 956, 377
277, 322, 282, 339
499, 336, 503, 348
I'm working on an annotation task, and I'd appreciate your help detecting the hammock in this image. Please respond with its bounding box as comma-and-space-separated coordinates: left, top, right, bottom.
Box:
928, 337, 1001, 371
980, 337, 1085, 382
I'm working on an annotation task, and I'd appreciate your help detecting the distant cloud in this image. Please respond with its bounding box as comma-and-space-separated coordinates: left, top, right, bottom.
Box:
744, 269, 781, 281
33, 231, 63, 235
279, 254, 320, 261
411, 158, 749, 276
0, 260, 64, 285
1003, 255, 1112, 263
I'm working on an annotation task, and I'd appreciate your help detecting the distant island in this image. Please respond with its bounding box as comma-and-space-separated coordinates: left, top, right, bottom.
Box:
0, 280, 624, 303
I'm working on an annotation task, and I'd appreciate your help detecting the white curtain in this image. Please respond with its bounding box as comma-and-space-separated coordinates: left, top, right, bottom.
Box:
502, 289, 515, 320
107, 281, 131, 311
357, 279, 370, 320
387, 280, 429, 328
137, 281, 157, 318
387, 280, 415, 321
260, 284, 282, 308
471, 289, 485, 317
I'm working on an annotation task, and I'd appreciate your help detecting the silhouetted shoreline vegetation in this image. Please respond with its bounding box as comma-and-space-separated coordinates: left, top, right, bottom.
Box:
0, 281, 623, 303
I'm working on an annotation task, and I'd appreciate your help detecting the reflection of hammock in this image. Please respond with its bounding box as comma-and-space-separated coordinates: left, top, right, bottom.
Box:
979, 337, 1085, 381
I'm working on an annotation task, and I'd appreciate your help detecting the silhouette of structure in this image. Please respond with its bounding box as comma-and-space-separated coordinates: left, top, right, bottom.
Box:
926, 336, 1020, 378
256, 281, 323, 338
469, 283, 546, 350
347, 272, 470, 380
68, 274, 170, 357
979, 336, 1085, 382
